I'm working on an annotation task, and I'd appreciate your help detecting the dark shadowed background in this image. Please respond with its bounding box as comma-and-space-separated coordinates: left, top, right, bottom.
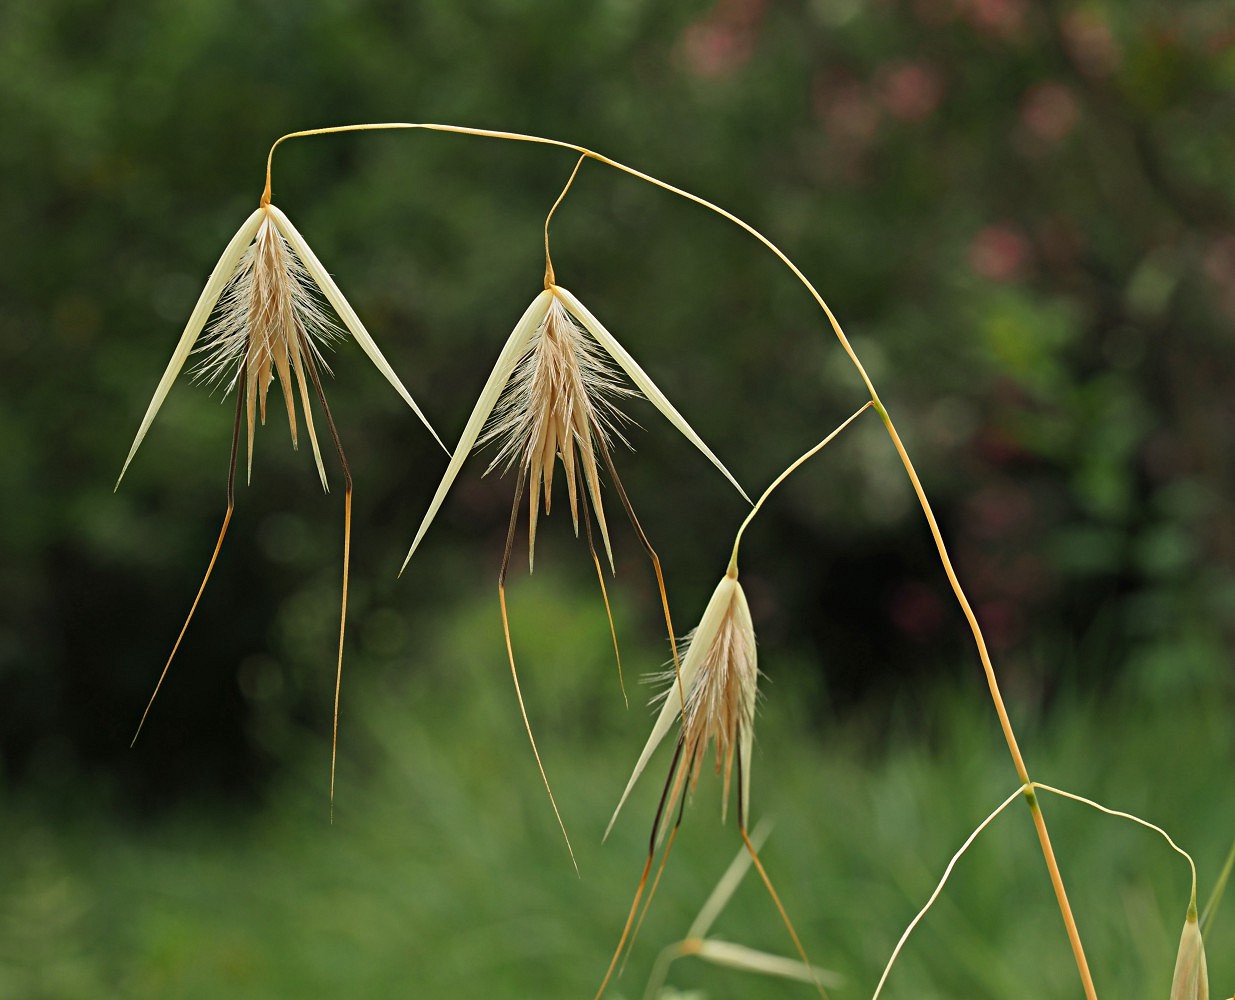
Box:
2, 2, 1233, 997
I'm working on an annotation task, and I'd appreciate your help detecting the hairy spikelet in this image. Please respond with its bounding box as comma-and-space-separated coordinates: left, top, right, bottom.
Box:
195, 210, 341, 487
479, 295, 634, 568
119, 200, 446, 814
195, 212, 340, 391
608, 572, 760, 836
117, 202, 445, 492
400, 284, 747, 574
659, 572, 759, 823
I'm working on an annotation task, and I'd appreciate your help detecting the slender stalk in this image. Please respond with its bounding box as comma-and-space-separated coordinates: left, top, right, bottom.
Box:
729, 401, 873, 574
874, 785, 1027, 999
131, 363, 246, 746
577, 464, 627, 705
544, 154, 587, 289
497, 472, 579, 874
880, 414, 1094, 997
302, 345, 353, 822
263, 123, 1096, 997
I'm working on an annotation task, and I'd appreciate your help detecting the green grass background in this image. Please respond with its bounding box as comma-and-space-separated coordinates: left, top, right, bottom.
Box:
4, 3, 1234, 997
4, 568, 1230, 999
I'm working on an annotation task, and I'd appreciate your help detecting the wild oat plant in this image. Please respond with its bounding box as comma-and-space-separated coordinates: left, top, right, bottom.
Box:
117, 123, 1228, 999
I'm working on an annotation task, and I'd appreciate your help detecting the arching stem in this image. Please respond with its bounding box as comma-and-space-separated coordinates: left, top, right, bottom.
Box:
264, 122, 1094, 997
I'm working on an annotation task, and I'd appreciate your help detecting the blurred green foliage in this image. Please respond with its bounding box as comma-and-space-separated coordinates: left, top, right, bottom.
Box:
1, 0, 1233, 993
1, 585, 1232, 997
4, 0, 1232, 798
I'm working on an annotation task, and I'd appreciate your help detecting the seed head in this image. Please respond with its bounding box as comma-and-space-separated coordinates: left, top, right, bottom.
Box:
480, 294, 633, 569
400, 283, 749, 574
607, 568, 760, 836
196, 206, 342, 487
671, 569, 760, 824
116, 202, 444, 491
1170, 910, 1209, 1000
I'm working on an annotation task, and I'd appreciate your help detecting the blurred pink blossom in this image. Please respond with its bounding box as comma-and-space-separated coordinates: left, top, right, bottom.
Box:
1062, 9, 1122, 77
678, 0, 768, 78
878, 61, 945, 122
969, 223, 1032, 282
1019, 81, 1081, 143
966, 0, 1030, 41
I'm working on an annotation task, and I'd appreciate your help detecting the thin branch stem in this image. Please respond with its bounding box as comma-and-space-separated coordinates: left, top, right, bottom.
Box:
544, 154, 587, 289
131, 362, 246, 746
874, 785, 1026, 1000
497, 473, 579, 874
1032, 782, 1197, 906
728, 401, 873, 575
264, 122, 1095, 997
302, 345, 353, 822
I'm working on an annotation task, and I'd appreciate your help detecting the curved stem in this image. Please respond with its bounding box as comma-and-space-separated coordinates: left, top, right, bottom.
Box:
880, 412, 1093, 997
544, 154, 587, 289
263, 122, 1095, 997
728, 401, 873, 575
1032, 782, 1197, 907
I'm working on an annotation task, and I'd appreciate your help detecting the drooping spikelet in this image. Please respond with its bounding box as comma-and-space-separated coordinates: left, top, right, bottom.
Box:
117, 200, 445, 812
596, 568, 827, 1000
607, 568, 759, 837
479, 293, 633, 569
673, 570, 759, 824
594, 406, 872, 1000
116, 202, 444, 491
393, 281, 750, 870
194, 207, 342, 488
400, 283, 748, 574
1170, 909, 1209, 1000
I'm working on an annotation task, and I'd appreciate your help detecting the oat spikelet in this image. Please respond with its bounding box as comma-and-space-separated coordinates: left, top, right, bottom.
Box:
604, 570, 757, 836
398, 283, 725, 869
596, 408, 874, 1000
116, 202, 445, 491
400, 283, 747, 574
196, 205, 340, 489
1170, 909, 1209, 1000
663, 570, 759, 825
480, 293, 633, 570
119, 201, 444, 817
595, 572, 827, 1000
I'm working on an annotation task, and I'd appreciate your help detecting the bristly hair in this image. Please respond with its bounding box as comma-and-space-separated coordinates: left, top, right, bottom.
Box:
193, 211, 343, 489
400, 284, 749, 577
478, 295, 635, 570
657, 576, 760, 825
195, 214, 342, 387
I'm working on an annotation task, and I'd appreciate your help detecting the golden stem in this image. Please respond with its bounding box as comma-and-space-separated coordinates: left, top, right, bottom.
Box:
261, 121, 1096, 997
728, 401, 873, 575
544, 154, 587, 289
